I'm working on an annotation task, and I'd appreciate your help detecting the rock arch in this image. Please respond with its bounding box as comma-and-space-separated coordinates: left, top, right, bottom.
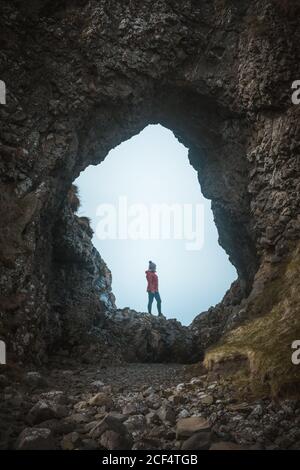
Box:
0, 0, 299, 393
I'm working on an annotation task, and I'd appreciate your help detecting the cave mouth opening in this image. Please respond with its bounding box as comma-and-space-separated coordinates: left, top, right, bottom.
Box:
74, 124, 237, 325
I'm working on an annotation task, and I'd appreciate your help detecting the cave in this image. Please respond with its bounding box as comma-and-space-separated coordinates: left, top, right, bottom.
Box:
0, 0, 300, 452
3, 86, 259, 361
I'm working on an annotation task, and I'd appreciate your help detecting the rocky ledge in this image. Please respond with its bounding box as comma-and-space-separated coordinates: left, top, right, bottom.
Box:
106, 308, 200, 363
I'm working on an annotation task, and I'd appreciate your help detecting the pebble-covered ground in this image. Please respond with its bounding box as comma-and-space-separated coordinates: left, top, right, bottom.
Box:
0, 362, 299, 450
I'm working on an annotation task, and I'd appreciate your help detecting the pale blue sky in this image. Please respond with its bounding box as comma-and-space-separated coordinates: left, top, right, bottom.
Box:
75, 124, 236, 325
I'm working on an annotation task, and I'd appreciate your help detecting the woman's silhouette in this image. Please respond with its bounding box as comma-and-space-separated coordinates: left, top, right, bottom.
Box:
145, 260, 162, 317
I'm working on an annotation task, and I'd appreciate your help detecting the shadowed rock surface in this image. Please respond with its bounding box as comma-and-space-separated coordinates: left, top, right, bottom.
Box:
1, 362, 300, 450
108, 308, 200, 363
0, 0, 299, 399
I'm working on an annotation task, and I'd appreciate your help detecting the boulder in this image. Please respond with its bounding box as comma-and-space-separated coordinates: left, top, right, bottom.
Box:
16, 428, 56, 450
122, 403, 139, 416
90, 380, 105, 391
210, 441, 245, 450
181, 431, 212, 450
61, 432, 82, 450
89, 414, 128, 440
200, 394, 214, 406
100, 430, 133, 450
24, 372, 48, 389
145, 411, 160, 426
26, 400, 68, 425
88, 393, 113, 409
157, 404, 176, 425
124, 414, 146, 433
176, 417, 210, 439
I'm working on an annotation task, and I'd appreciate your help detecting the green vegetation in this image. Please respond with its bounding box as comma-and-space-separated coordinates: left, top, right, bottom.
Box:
204, 242, 300, 398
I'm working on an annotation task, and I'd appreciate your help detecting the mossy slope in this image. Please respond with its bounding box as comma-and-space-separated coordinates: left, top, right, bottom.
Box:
204, 243, 300, 397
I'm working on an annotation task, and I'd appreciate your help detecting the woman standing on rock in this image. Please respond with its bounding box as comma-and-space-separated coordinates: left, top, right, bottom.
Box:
146, 261, 162, 317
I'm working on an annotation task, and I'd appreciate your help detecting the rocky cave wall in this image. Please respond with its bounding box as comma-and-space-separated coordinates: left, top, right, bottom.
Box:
0, 0, 300, 393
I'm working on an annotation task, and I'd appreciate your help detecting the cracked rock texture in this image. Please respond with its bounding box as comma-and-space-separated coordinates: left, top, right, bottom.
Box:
0, 0, 300, 395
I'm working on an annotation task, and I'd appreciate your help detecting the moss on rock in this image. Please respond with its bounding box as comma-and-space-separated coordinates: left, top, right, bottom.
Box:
204, 243, 300, 398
